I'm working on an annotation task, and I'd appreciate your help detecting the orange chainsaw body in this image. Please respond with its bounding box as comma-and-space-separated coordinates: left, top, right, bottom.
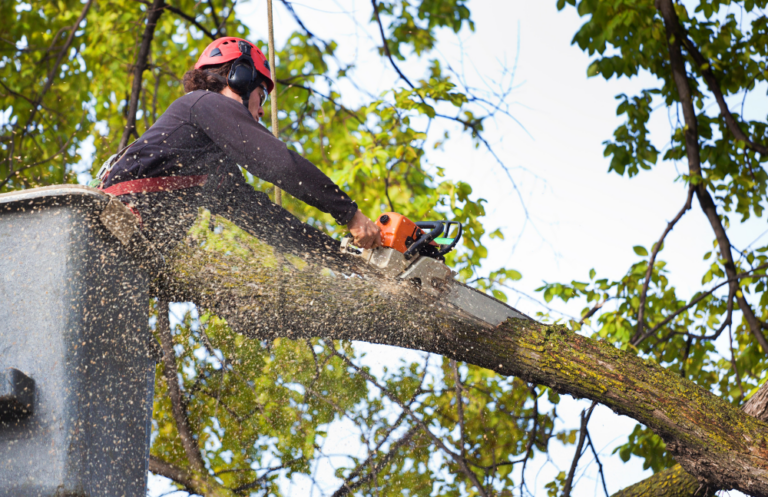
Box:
376, 212, 427, 254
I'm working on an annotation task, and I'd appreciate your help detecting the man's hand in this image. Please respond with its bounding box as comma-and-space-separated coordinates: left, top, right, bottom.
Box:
348, 209, 382, 249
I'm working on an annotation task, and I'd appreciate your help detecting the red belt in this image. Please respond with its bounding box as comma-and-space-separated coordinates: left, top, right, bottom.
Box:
101, 175, 208, 196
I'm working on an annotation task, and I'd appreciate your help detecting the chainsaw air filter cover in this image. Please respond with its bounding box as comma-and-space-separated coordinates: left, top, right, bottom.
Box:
376, 212, 424, 254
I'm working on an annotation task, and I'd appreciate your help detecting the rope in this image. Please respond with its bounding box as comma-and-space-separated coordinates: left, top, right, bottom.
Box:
266, 0, 282, 206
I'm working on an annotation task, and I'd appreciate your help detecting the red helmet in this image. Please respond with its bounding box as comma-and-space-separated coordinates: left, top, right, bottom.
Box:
194, 37, 274, 93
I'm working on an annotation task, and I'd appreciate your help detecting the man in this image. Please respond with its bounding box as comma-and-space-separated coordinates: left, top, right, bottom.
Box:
100, 37, 381, 251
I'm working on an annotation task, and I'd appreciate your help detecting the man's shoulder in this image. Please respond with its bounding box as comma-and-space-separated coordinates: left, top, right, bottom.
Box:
173, 89, 222, 108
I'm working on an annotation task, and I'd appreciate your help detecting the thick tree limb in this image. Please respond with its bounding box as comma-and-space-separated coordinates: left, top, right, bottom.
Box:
119, 0, 165, 150
612, 464, 710, 497
612, 359, 768, 496
157, 208, 768, 495
655, 0, 768, 353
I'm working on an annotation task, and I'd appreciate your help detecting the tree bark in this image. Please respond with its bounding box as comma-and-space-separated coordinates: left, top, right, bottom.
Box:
612, 377, 768, 496
118, 0, 165, 150
156, 209, 768, 496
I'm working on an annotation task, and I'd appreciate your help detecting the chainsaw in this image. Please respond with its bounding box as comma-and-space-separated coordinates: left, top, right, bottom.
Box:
341, 212, 527, 327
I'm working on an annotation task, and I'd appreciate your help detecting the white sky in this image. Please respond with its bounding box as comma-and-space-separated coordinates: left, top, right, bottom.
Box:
149, 0, 766, 495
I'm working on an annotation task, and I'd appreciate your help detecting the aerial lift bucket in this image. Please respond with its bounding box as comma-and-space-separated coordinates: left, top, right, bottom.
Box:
0, 185, 155, 496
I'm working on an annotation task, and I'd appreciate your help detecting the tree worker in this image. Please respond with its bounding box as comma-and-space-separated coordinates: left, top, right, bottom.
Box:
97, 37, 381, 258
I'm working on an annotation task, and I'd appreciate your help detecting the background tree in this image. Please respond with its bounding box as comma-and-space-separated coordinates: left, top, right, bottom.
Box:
541, 0, 768, 492
2, 0, 767, 495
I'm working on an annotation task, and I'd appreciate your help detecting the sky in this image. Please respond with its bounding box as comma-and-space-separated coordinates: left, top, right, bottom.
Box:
148, 0, 767, 495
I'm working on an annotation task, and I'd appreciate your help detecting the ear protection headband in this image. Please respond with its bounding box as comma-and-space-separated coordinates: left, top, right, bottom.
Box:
227, 41, 264, 110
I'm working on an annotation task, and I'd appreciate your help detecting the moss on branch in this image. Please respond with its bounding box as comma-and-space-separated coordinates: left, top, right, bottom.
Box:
159, 209, 768, 495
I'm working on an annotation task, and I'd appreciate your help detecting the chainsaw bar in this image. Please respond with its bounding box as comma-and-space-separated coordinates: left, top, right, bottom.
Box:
341, 240, 528, 326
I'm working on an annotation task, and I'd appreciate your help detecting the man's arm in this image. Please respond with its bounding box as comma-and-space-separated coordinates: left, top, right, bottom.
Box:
190, 92, 358, 225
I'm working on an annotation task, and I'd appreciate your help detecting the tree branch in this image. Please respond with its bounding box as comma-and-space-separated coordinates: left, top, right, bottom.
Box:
10, 0, 94, 172
206, 0, 221, 33
332, 349, 489, 497
157, 299, 207, 473
215, 0, 236, 37
662, 6, 768, 156
451, 360, 467, 459
632, 262, 768, 346
562, 402, 596, 497
0, 126, 76, 190
162, 209, 768, 493
370, 0, 416, 89
655, 0, 768, 353
119, 0, 165, 150
635, 185, 694, 341
148, 455, 199, 493
160, 2, 216, 40
586, 429, 609, 497
330, 426, 419, 497
279, 0, 330, 49
27, 0, 93, 129
148, 455, 232, 497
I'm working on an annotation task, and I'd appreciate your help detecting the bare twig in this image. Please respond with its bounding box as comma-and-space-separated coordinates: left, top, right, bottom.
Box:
519, 384, 540, 494
333, 349, 489, 497
206, 0, 221, 33
279, 0, 330, 49
680, 336, 693, 377
231, 463, 292, 493
451, 360, 467, 459
729, 324, 746, 402
151, 69, 161, 123
331, 426, 419, 497
579, 300, 606, 326
585, 430, 609, 497
161, 2, 216, 40
635, 185, 694, 341
0, 128, 76, 190
215, 0, 236, 36
562, 402, 596, 497
632, 263, 768, 346
370, 0, 416, 89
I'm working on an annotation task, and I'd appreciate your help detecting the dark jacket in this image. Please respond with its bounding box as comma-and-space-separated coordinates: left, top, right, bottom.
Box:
103, 90, 357, 225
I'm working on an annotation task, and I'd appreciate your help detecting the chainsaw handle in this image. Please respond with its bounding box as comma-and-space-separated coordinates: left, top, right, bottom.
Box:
433, 221, 462, 257
404, 221, 444, 260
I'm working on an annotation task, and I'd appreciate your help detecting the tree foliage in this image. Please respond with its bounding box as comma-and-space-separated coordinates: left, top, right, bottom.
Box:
3, 0, 768, 494
545, 0, 768, 484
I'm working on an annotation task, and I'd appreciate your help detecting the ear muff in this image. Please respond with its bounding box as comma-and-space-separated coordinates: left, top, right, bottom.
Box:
227, 41, 263, 111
